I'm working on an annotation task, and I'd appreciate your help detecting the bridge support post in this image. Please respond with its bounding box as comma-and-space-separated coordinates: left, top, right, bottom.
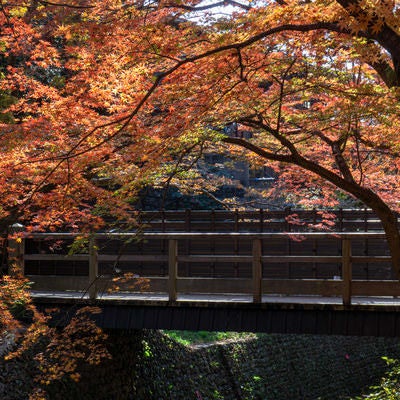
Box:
342, 238, 352, 306
89, 236, 98, 300
8, 223, 25, 277
168, 239, 178, 302
252, 238, 262, 303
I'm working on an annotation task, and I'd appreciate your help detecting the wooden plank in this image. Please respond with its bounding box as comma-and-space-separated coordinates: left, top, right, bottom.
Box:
26, 246, 173, 262
27, 275, 89, 291
30, 275, 169, 294
89, 237, 98, 300
26, 208, 399, 233
27, 231, 389, 240
253, 239, 262, 303
33, 276, 398, 298
83, 254, 391, 265
261, 255, 342, 263
351, 256, 391, 263
168, 239, 178, 301
24, 254, 89, 261
178, 255, 253, 263
261, 279, 343, 296
342, 238, 352, 306
98, 255, 168, 262
177, 277, 252, 293
352, 281, 400, 296
99, 276, 168, 293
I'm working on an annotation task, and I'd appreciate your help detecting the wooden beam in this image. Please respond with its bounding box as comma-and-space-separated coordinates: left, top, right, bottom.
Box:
89, 236, 98, 300
261, 255, 342, 263
23, 253, 391, 264
98, 276, 168, 293
177, 278, 252, 293
342, 238, 352, 306
98, 254, 168, 262
168, 239, 178, 302
27, 275, 89, 291
262, 279, 343, 296
352, 281, 400, 297
24, 254, 89, 261
26, 232, 389, 240
253, 239, 262, 303
178, 255, 253, 263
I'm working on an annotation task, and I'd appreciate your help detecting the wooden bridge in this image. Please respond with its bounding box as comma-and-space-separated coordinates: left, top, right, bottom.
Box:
8, 223, 400, 336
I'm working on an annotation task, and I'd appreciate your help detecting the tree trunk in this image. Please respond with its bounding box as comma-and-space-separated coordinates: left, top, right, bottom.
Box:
360, 192, 400, 279
302, 163, 400, 278
292, 155, 400, 279
224, 137, 400, 278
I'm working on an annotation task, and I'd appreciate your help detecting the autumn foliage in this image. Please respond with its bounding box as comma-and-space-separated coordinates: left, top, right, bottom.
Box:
0, 0, 400, 394
0, 1, 398, 227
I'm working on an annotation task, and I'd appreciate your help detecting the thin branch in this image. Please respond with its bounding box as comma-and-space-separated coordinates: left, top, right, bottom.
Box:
38, 0, 95, 9
275, 58, 297, 133
223, 136, 294, 163
238, 116, 300, 156
331, 141, 355, 183
161, 143, 204, 206
200, 188, 287, 210
200, 189, 231, 210
237, 49, 246, 81
354, 135, 364, 185
163, 0, 251, 12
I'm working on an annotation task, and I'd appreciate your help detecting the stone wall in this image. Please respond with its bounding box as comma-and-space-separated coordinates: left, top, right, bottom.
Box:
3, 330, 400, 399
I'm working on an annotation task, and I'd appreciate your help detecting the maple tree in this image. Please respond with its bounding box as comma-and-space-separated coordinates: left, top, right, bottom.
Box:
0, 1, 399, 396
0, 0, 399, 271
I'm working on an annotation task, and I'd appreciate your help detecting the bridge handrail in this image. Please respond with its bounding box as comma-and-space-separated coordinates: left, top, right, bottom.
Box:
25, 231, 388, 239
10, 231, 398, 306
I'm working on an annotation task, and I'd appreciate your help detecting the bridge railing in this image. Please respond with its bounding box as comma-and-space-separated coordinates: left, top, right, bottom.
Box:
131, 209, 398, 232
10, 232, 398, 306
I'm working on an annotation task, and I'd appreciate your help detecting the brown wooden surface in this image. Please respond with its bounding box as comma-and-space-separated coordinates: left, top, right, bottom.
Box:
30, 292, 400, 336
262, 279, 343, 296
168, 239, 178, 301
22, 209, 400, 335
252, 239, 262, 303
89, 237, 98, 300
130, 209, 398, 233
23, 231, 400, 308
342, 238, 352, 306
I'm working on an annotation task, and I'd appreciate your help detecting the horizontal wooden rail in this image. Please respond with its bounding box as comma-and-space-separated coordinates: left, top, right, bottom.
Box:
25, 232, 389, 239
118, 208, 400, 234
13, 231, 398, 305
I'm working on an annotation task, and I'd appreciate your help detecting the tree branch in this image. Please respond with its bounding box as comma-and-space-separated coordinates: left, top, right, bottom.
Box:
163, 0, 251, 12
222, 136, 294, 163
335, 0, 400, 86
38, 0, 95, 9
331, 142, 355, 183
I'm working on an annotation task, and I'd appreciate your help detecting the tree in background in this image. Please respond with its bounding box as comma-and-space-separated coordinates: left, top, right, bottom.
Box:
0, 1, 399, 259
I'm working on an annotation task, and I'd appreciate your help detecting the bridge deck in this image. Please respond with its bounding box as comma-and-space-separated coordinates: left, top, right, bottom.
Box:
31, 290, 400, 308
31, 290, 400, 337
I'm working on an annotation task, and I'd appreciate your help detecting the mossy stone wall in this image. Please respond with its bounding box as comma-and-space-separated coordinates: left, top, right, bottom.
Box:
2, 330, 400, 399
